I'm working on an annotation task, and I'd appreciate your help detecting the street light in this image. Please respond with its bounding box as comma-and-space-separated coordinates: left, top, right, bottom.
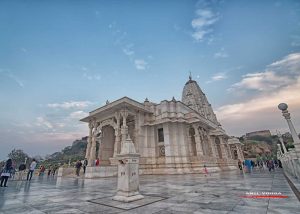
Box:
278, 103, 300, 148
278, 103, 300, 178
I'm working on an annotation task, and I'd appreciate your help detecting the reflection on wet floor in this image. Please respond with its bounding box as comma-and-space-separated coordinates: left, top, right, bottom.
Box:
0, 169, 299, 213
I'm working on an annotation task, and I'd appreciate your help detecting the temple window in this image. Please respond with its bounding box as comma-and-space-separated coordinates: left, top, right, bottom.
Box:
158, 128, 164, 142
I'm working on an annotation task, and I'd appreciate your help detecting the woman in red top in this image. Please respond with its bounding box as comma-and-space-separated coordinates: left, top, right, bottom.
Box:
95, 158, 100, 166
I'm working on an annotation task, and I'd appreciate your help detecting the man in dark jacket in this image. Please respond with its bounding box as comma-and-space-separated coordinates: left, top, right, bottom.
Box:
1, 159, 13, 187
75, 160, 82, 176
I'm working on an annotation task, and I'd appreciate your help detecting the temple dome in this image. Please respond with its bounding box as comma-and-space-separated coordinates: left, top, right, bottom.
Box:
181, 75, 220, 125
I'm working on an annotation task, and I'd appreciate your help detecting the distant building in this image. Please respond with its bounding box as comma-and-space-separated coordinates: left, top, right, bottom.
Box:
246, 130, 271, 138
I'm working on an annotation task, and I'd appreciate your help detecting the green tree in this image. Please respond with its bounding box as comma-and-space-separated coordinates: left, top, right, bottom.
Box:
8, 149, 30, 166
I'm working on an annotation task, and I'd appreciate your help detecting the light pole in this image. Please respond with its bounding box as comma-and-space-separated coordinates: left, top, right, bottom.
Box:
278, 103, 300, 178
278, 103, 300, 151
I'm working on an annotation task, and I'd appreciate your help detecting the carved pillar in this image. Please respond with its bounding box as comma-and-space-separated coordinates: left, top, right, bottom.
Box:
85, 122, 93, 160
236, 144, 244, 161
219, 137, 228, 159
208, 136, 217, 158
186, 127, 193, 156
226, 144, 233, 159
114, 112, 121, 157
97, 132, 102, 159
121, 110, 129, 143
134, 113, 139, 153
88, 121, 97, 166
193, 125, 204, 156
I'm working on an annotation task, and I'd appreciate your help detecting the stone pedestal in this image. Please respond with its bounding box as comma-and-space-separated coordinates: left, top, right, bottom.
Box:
113, 136, 144, 202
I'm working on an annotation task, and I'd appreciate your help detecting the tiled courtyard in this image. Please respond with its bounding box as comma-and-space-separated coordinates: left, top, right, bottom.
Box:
0, 169, 299, 214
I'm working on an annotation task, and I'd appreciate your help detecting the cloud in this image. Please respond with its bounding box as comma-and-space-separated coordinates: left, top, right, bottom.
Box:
122, 44, 135, 56
206, 72, 227, 83
47, 101, 92, 109
123, 48, 134, 56
83, 72, 101, 81
108, 22, 150, 71
216, 77, 300, 135
21, 48, 27, 53
228, 53, 300, 92
35, 117, 53, 129
81, 66, 88, 71
69, 111, 88, 119
134, 59, 148, 70
291, 35, 300, 47
0, 69, 24, 87
81, 66, 101, 81
216, 53, 300, 136
191, 8, 219, 42
214, 48, 229, 58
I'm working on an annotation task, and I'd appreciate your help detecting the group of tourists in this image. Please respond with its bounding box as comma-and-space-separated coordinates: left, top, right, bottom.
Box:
237, 159, 282, 173
75, 159, 88, 176
74, 158, 103, 176
45, 164, 58, 176
0, 158, 60, 187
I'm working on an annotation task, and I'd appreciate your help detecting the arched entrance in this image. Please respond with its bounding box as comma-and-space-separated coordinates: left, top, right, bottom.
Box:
99, 125, 115, 165
215, 137, 222, 159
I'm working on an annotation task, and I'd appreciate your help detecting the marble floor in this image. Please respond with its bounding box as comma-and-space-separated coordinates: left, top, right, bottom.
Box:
0, 169, 299, 214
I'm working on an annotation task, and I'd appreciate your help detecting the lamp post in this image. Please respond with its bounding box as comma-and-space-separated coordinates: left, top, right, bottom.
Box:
278, 103, 300, 152
278, 103, 300, 178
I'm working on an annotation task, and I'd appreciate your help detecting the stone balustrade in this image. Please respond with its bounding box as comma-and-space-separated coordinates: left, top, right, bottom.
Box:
278, 150, 300, 179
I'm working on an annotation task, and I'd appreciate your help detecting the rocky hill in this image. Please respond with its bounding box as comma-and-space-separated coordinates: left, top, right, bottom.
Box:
42, 137, 88, 167
239, 132, 300, 160
242, 140, 273, 158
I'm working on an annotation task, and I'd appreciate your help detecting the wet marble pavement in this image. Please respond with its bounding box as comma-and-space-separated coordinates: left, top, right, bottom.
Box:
0, 169, 299, 214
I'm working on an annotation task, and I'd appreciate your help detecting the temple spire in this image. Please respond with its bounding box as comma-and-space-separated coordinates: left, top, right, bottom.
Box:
189, 71, 192, 80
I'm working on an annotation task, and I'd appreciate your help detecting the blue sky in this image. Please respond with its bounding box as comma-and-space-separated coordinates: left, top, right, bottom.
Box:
1, 0, 300, 159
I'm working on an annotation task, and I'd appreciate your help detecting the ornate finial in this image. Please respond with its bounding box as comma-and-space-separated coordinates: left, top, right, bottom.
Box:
106, 100, 110, 105
144, 98, 149, 102
189, 71, 192, 80
172, 96, 176, 102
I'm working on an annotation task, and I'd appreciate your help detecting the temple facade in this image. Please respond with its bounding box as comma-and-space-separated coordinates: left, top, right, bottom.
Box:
80, 76, 244, 175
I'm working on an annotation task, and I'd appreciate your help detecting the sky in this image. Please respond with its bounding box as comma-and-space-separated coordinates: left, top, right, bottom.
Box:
1, 0, 300, 159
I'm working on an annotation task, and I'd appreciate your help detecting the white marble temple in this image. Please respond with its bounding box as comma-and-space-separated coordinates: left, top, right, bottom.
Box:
80, 76, 244, 176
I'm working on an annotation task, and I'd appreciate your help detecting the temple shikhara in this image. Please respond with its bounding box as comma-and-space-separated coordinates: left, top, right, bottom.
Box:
80, 76, 244, 177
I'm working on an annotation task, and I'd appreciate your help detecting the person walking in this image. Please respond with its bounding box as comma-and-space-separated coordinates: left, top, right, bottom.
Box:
267, 160, 274, 172
52, 165, 57, 176
95, 158, 100, 166
83, 159, 88, 174
39, 165, 45, 176
0, 159, 13, 187
75, 160, 82, 176
238, 160, 243, 171
27, 159, 37, 181
203, 164, 209, 177
47, 165, 52, 176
